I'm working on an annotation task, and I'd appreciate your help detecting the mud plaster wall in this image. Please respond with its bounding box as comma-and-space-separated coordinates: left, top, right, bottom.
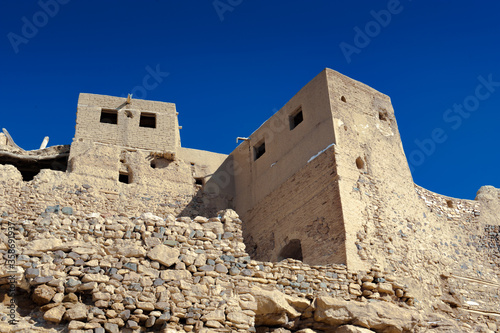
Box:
73, 93, 180, 152
243, 145, 345, 266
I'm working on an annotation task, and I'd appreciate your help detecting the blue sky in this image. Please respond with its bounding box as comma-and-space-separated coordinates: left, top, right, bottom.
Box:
1, 1, 499, 200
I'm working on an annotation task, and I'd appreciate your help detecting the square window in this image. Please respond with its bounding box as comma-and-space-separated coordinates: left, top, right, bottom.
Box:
100, 109, 118, 124
194, 177, 204, 186
119, 172, 130, 184
289, 108, 303, 130
254, 141, 266, 160
140, 112, 156, 128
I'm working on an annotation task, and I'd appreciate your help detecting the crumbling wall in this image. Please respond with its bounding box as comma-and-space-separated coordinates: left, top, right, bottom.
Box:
3, 169, 497, 332
74, 93, 180, 152
243, 145, 346, 266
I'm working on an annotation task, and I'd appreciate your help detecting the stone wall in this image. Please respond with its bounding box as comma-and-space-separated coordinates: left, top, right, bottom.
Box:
0, 167, 499, 332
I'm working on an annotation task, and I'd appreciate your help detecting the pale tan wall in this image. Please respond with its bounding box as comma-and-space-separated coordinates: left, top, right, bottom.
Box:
476, 185, 500, 226
323, 69, 424, 271
177, 147, 228, 183
74, 93, 180, 152
243, 145, 346, 265
230, 70, 336, 218
68, 140, 194, 195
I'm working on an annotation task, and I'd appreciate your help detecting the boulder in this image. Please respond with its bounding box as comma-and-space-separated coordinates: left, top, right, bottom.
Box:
250, 287, 300, 326
64, 303, 88, 321
147, 244, 180, 267
314, 296, 421, 332
33, 284, 56, 305
43, 305, 65, 323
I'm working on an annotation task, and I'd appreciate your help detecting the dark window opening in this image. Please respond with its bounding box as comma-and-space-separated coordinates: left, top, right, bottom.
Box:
277, 239, 303, 261
341, 96, 347, 103
289, 109, 303, 130
446, 200, 454, 208
139, 113, 156, 128
194, 177, 204, 186
119, 172, 130, 184
100, 109, 118, 124
254, 141, 266, 161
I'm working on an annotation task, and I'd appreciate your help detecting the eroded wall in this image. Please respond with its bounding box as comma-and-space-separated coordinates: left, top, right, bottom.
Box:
73, 93, 180, 151
243, 145, 345, 265
230, 70, 336, 217
325, 69, 425, 271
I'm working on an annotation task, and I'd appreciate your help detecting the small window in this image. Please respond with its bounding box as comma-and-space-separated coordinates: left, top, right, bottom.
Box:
100, 109, 118, 124
194, 177, 204, 186
341, 96, 347, 103
139, 113, 156, 128
119, 172, 130, 184
289, 108, 303, 130
254, 141, 266, 161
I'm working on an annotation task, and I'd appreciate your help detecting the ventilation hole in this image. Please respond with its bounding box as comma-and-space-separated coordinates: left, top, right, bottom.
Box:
446, 200, 454, 208
341, 96, 346, 103
289, 108, 303, 130
278, 239, 303, 261
356, 157, 364, 170
254, 141, 266, 161
379, 111, 388, 121
194, 177, 204, 186
119, 173, 130, 184
139, 112, 156, 128
150, 160, 156, 169
100, 109, 118, 124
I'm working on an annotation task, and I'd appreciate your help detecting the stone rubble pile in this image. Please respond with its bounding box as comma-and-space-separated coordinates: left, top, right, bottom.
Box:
0, 205, 423, 332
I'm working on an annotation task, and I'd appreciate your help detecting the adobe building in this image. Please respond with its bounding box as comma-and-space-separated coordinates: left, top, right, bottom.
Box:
68, 93, 227, 196
1, 68, 498, 275
208, 68, 415, 270
207, 68, 500, 272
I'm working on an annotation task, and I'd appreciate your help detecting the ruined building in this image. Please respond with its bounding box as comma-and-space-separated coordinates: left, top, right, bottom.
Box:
0, 69, 499, 332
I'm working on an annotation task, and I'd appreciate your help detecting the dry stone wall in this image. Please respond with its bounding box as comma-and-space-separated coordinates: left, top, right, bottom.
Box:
3, 167, 495, 332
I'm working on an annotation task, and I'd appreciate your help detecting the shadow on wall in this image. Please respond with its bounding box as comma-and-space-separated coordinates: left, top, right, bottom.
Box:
277, 239, 303, 262
177, 155, 237, 218
0, 150, 69, 181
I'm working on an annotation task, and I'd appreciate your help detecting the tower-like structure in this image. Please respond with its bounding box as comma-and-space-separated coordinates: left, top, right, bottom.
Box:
214, 69, 420, 270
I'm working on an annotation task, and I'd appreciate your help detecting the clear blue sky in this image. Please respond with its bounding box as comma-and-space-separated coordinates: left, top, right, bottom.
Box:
1, 1, 499, 200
